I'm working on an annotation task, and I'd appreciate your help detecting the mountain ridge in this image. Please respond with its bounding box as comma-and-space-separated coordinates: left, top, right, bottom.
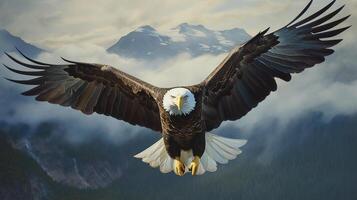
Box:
0, 29, 43, 57
107, 23, 251, 59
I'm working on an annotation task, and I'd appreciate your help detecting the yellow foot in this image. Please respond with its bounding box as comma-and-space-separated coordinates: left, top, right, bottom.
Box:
174, 157, 185, 176
188, 156, 200, 176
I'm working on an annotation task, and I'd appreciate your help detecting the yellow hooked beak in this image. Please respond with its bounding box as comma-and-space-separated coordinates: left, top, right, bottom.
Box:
176, 96, 183, 111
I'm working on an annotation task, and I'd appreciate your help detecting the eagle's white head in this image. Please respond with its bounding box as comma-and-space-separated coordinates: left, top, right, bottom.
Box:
163, 88, 196, 116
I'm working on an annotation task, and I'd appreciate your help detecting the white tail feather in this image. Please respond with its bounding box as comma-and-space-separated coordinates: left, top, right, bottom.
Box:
134, 132, 247, 175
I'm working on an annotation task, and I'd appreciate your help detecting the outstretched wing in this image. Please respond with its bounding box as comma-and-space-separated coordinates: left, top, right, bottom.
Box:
4, 50, 162, 132
202, 0, 350, 131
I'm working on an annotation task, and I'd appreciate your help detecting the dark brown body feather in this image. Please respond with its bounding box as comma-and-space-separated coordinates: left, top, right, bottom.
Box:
3, 0, 349, 159
158, 85, 206, 158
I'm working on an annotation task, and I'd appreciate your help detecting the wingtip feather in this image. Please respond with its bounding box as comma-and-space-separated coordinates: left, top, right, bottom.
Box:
4, 52, 48, 69
3, 64, 44, 76
61, 57, 77, 64
14, 47, 50, 66
261, 27, 270, 35
286, 0, 314, 27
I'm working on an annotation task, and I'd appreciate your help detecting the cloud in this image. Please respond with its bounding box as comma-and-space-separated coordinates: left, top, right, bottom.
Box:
35, 43, 226, 87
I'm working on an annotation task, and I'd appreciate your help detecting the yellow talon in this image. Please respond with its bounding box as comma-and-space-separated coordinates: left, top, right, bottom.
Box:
174, 157, 185, 176
189, 156, 200, 176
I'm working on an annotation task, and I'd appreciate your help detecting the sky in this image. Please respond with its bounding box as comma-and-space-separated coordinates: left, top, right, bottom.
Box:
0, 0, 354, 49
0, 0, 356, 147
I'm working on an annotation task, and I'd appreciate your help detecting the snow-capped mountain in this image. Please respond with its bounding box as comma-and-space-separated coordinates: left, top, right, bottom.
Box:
107, 23, 251, 60
0, 29, 43, 57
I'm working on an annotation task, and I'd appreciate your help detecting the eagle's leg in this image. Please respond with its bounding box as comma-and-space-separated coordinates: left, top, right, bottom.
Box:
188, 156, 200, 175
189, 133, 205, 176
174, 157, 185, 176
163, 134, 185, 176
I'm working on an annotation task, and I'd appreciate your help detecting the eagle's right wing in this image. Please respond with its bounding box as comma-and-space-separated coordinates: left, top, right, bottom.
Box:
201, 0, 350, 131
4, 50, 162, 132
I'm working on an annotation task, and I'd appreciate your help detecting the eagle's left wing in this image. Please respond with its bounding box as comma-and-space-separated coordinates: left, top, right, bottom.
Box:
201, 0, 350, 131
3, 50, 162, 132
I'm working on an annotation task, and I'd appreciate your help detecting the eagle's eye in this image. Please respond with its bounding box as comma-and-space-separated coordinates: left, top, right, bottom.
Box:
170, 95, 176, 98
183, 95, 188, 99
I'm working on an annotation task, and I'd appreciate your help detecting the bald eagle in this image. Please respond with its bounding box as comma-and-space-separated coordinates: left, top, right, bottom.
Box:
3, 0, 350, 176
